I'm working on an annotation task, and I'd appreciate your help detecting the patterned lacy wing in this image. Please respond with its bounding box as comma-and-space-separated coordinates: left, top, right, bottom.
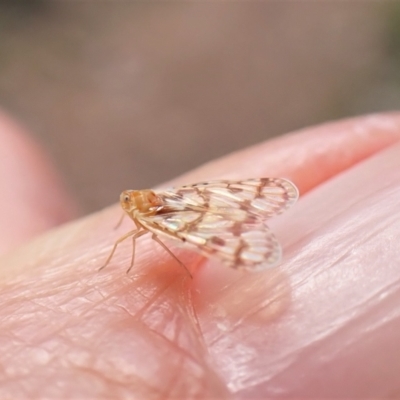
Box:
156, 178, 298, 221
137, 178, 298, 270
140, 209, 282, 271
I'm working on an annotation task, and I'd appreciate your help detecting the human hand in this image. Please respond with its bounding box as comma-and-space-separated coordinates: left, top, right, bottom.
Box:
1, 111, 400, 399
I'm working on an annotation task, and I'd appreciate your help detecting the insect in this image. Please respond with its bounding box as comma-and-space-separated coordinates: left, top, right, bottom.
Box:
100, 178, 298, 275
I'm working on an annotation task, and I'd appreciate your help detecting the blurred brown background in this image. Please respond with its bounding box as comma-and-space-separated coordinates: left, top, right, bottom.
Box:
1, 2, 400, 213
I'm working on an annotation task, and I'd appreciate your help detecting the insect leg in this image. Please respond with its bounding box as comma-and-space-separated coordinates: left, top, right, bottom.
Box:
126, 230, 148, 274
99, 229, 140, 271
151, 234, 193, 278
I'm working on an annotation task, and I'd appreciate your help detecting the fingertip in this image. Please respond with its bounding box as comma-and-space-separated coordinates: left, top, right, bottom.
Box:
0, 110, 78, 253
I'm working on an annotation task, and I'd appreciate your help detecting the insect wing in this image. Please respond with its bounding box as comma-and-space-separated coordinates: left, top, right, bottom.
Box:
139, 210, 282, 271
137, 178, 298, 270
157, 178, 298, 220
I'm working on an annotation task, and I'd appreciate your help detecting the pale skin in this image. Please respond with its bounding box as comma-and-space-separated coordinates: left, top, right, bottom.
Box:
1, 111, 400, 399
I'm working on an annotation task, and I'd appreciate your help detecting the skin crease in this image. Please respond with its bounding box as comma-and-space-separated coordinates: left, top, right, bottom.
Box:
0, 113, 400, 399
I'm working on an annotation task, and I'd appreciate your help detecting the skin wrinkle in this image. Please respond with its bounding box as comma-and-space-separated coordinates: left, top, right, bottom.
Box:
281, 184, 399, 262
3, 245, 214, 396
156, 323, 214, 399
136, 323, 224, 398
94, 271, 226, 397
256, 294, 400, 398
1, 114, 400, 398
198, 198, 398, 390
146, 326, 201, 369
199, 143, 400, 396
71, 366, 129, 394
360, 286, 400, 337
131, 280, 180, 324
164, 353, 186, 398
96, 356, 156, 395
109, 272, 223, 396
289, 192, 400, 294
205, 275, 291, 348
289, 264, 392, 332
280, 168, 400, 272
287, 214, 396, 293
241, 286, 290, 326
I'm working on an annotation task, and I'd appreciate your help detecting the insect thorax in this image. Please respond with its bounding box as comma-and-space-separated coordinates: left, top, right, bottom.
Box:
120, 189, 163, 215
